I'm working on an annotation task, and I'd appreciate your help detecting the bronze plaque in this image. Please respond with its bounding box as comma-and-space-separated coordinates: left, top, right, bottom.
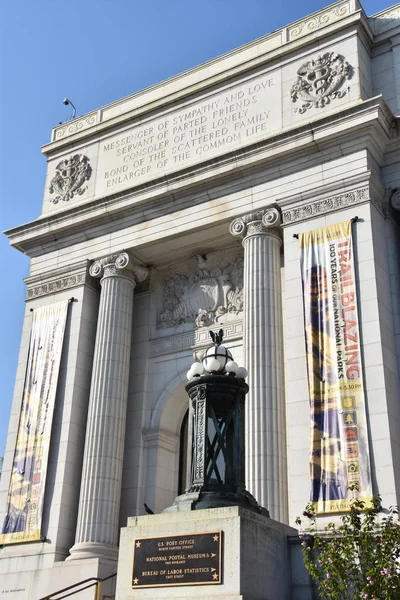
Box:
132, 531, 222, 588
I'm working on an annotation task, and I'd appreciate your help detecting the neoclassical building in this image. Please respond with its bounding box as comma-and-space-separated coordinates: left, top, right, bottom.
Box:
1, 1, 400, 598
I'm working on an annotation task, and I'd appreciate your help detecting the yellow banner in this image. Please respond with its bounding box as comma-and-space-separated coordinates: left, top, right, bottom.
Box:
299, 221, 372, 514
1, 301, 69, 544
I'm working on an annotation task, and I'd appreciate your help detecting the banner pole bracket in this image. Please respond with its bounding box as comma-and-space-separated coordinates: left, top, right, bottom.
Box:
30, 297, 77, 312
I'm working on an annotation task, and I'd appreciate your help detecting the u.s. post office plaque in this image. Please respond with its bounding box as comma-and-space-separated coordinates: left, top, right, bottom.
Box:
132, 531, 222, 588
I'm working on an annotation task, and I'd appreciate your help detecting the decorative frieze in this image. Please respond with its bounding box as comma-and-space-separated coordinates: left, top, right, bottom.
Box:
291, 52, 353, 114
49, 154, 92, 204
158, 253, 243, 329
25, 261, 94, 300
282, 187, 370, 225
288, 2, 350, 40
53, 112, 98, 141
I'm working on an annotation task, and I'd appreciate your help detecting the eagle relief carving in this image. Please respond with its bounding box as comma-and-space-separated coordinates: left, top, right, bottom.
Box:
158, 253, 243, 329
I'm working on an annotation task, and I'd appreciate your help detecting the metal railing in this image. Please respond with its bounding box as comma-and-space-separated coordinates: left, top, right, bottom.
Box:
39, 573, 116, 600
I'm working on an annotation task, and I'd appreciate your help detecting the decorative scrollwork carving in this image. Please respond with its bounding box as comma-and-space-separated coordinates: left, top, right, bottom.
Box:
288, 3, 349, 40
49, 154, 92, 203
230, 207, 282, 240
158, 253, 244, 329
54, 113, 97, 140
291, 52, 353, 114
89, 252, 148, 283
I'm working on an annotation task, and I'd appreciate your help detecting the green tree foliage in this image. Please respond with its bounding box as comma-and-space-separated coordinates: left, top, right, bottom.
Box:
295, 497, 400, 599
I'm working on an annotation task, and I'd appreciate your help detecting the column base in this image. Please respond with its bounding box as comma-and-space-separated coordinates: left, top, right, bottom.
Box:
67, 541, 118, 562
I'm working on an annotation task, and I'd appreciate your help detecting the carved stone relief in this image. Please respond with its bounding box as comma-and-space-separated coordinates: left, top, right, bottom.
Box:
158, 252, 243, 329
281, 187, 370, 225
54, 113, 98, 140
49, 154, 92, 203
288, 2, 349, 40
291, 52, 353, 114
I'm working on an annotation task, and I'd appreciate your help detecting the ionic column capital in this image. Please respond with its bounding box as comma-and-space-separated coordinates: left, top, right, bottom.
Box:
89, 252, 148, 284
229, 207, 282, 243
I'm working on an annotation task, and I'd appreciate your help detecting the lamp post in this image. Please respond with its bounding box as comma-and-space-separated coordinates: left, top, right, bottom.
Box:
167, 330, 267, 515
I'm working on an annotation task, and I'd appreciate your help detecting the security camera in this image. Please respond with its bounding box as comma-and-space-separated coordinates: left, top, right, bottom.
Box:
62, 97, 77, 119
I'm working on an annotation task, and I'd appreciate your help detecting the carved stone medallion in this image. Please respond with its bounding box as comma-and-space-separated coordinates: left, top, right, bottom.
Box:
291, 52, 352, 114
158, 253, 243, 329
49, 154, 92, 204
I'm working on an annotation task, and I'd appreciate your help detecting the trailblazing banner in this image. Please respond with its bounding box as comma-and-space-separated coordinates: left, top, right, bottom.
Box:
299, 221, 372, 514
0, 301, 69, 545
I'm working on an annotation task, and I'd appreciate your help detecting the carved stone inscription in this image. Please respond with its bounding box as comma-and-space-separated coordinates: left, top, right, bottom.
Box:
96, 69, 282, 195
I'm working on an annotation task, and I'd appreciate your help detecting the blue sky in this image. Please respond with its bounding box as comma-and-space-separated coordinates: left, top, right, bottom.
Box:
0, 0, 392, 455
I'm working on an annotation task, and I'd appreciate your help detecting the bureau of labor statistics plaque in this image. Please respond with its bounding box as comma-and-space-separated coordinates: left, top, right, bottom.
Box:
132, 531, 222, 588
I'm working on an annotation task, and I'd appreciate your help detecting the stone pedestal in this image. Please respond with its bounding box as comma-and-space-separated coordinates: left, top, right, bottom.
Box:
115, 507, 297, 600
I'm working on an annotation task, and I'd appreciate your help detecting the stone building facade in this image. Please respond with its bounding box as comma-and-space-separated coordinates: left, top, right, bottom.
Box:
1, 1, 400, 598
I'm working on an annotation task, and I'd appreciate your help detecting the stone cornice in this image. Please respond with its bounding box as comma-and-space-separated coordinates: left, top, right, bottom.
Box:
45, 2, 369, 151
24, 260, 96, 300
6, 97, 394, 257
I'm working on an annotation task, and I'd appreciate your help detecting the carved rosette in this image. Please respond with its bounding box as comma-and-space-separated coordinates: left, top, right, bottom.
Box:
291, 52, 353, 114
229, 207, 282, 242
49, 154, 92, 204
89, 252, 148, 285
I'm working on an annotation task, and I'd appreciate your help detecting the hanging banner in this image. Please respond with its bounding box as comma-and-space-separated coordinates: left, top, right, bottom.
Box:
299, 221, 372, 514
0, 301, 69, 545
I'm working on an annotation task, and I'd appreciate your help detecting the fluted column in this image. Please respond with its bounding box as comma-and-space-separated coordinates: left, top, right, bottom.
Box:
230, 207, 287, 523
68, 252, 148, 561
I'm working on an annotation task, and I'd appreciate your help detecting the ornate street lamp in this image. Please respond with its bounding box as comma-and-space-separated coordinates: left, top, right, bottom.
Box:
177, 329, 267, 515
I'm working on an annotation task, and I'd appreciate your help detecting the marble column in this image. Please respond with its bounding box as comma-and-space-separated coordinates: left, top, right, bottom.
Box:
68, 252, 148, 561
230, 207, 288, 523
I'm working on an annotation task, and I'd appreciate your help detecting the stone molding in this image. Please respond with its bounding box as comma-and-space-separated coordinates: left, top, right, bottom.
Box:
89, 252, 148, 284
288, 1, 351, 40
230, 207, 282, 241
149, 321, 243, 357
142, 428, 179, 453
281, 187, 370, 225
25, 260, 95, 300
370, 6, 400, 35
158, 252, 243, 329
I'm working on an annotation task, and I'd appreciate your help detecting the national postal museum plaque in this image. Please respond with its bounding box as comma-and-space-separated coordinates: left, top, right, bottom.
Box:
132, 531, 222, 588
